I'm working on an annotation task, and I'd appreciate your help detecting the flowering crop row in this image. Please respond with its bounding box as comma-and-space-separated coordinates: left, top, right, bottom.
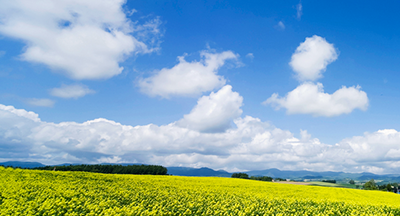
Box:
1, 167, 400, 215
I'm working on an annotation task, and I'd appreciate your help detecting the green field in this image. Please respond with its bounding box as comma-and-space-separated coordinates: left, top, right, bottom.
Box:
1, 167, 400, 215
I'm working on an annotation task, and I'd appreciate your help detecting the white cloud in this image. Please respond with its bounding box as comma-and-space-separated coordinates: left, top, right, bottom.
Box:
50, 84, 95, 99
296, 2, 303, 20
127, 9, 138, 16
290, 35, 338, 82
0, 0, 162, 80
0, 104, 40, 122
25, 98, 55, 107
138, 50, 239, 98
177, 85, 243, 133
1, 103, 400, 174
246, 53, 254, 59
277, 21, 285, 30
264, 82, 369, 117
337, 129, 400, 169
267, 35, 369, 117
97, 156, 125, 164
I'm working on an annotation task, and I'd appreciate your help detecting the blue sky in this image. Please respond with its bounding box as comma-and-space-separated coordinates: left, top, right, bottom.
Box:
1, 0, 400, 174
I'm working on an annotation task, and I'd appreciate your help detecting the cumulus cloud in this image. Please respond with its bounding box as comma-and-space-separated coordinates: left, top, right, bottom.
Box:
177, 85, 243, 133
290, 35, 338, 82
264, 82, 368, 117
339, 129, 400, 161
266, 35, 368, 117
2, 103, 400, 173
0, 0, 162, 80
0, 104, 40, 122
50, 84, 95, 99
138, 50, 239, 98
25, 98, 55, 107
333, 129, 400, 173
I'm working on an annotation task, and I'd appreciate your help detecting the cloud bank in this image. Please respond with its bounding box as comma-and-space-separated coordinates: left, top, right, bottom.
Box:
0, 0, 161, 80
138, 50, 239, 98
1, 98, 399, 174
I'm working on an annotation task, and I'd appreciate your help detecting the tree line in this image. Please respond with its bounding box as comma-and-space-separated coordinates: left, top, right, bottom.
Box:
231, 172, 274, 182
322, 180, 336, 183
362, 179, 399, 193
31, 164, 168, 175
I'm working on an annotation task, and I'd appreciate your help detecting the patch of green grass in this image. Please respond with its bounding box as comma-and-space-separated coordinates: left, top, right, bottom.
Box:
309, 181, 358, 189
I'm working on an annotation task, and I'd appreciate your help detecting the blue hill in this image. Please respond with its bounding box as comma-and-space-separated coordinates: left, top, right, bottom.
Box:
167, 167, 231, 177
0, 161, 46, 168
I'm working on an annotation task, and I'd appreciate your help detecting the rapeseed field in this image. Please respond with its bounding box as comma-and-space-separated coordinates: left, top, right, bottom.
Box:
0, 166, 399, 215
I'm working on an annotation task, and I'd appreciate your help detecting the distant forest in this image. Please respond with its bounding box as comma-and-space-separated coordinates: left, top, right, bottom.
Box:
31, 164, 168, 175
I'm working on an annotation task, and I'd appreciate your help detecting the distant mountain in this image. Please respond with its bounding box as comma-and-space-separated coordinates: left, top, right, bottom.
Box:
247, 168, 330, 179
54, 163, 83, 166
358, 173, 399, 181
246, 169, 392, 181
100, 163, 143, 166
1, 161, 399, 182
0, 161, 46, 168
0, 161, 143, 168
167, 167, 231, 177
303, 175, 323, 179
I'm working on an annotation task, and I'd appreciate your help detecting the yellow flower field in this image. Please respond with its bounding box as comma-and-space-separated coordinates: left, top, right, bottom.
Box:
0, 166, 400, 215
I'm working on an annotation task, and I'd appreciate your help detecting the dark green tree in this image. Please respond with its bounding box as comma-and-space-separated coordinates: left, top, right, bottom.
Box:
231, 172, 249, 179
363, 179, 377, 190
250, 176, 273, 181
322, 180, 336, 183
393, 183, 399, 193
386, 184, 392, 192
349, 179, 355, 185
